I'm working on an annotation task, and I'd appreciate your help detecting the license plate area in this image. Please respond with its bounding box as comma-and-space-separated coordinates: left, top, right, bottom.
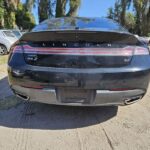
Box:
56, 88, 96, 104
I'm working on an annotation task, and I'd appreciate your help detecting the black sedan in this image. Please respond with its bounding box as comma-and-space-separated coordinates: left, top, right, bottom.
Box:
8, 17, 150, 106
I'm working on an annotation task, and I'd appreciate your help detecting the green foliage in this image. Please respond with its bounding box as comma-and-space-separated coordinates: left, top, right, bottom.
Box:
15, 3, 35, 30
3, 1, 16, 28
38, 0, 49, 22
0, 0, 4, 28
107, 0, 150, 36
0, 0, 16, 28
133, 0, 150, 36
125, 12, 136, 32
4, 11, 16, 29
0, 1, 35, 30
25, 0, 36, 12
29, 0, 81, 22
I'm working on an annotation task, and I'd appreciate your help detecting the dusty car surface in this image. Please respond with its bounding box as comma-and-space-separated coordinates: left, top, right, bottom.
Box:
7, 17, 150, 106
0, 30, 18, 55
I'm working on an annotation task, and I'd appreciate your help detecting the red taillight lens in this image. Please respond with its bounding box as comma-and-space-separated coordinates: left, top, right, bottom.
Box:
20, 85, 43, 89
109, 88, 135, 91
12, 45, 22, 53
21, 45, 134, 56
13, 44, 149, 56
134, 46, 149, 55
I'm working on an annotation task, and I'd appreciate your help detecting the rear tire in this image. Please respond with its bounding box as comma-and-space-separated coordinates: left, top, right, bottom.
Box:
0, 44, 8, 55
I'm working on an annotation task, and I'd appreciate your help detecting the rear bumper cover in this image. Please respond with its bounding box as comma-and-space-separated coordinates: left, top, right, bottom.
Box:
11, 85, 145, 106
8, 54, 150, 106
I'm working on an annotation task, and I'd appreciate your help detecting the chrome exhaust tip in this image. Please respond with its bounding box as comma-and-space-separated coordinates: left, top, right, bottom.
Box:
124, 95, 142, 105
15, 92, 30, 101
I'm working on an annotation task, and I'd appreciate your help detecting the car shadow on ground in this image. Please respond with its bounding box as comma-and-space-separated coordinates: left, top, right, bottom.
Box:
0, 76, 118, 130
0, 102, 118, 130
0, 76, 13, 99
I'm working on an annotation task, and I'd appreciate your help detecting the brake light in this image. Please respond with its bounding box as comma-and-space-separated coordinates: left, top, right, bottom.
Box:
11, 45, 22, 53
11, 44, 149, 56
20, 85, 43, 89
110, 88, 134, 91
8, 44, 22, 62
20, 45, 134, 56
134, 46, 149, 55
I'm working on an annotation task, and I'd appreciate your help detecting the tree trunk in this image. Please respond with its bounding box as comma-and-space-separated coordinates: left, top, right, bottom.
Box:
66, 0, 80, 17
55, 0, 66, 17
38, 0, 49, 22
120, 0, 126, 26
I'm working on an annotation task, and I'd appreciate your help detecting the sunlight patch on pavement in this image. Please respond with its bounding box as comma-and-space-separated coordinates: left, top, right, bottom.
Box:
0, 64, 7, 80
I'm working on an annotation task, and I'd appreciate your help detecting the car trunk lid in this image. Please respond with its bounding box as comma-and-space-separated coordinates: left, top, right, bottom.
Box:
19, 30, 139, 68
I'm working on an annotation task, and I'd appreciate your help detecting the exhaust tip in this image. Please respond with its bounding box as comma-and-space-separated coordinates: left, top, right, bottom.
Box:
15, 92, 29, 101
124, 95, 142, 105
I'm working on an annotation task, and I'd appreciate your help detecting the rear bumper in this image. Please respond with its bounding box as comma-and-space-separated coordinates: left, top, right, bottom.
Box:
11, 85, 145, 106
8, 54, 150, 106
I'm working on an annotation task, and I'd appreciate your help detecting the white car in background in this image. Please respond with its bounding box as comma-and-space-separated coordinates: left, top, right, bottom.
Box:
12, 30, 22, 39
135, 35, 150, 46
0, 30, 18, 55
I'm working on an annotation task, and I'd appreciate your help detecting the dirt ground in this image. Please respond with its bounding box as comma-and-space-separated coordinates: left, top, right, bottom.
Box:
0, 62, 150, 150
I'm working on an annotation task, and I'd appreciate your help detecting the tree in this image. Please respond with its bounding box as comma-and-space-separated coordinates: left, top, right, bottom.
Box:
133, 0, 150, 35
55, 0, 66, 17
0, 0, 4, 28
107, 0, 150, 36
15, 2, 35, 30
107, 7, 114, 20
0, 0, 36, 29
26, 0, 81, 23
107, 0, 132, 26
25, 0, 35, 12
0, 0, 20, 28
66, 0, 81, 16
125, 12, 136, 32
55, 0, 81, 17
120, 0, 131, 25
3, 0, 16, 28
38, 0, 54, 22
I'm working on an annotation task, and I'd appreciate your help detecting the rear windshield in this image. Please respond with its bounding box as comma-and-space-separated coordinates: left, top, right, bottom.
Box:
12, 31, 21, 38
3, 31, 16, 37
32, 17, 127, 32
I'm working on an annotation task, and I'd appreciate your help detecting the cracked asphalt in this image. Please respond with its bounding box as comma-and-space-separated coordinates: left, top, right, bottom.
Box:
0, 63, 150, 150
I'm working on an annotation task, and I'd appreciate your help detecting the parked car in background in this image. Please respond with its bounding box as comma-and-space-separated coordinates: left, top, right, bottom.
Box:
21, 31, 27, 35
0, 30, 18, 55
135, 35, 150, 46
8, 17, 150, 106
12, 30, 22, 39
146, 37, 150, 46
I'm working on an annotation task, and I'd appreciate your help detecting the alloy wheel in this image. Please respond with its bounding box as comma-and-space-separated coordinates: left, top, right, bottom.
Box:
0, 45, 8, 55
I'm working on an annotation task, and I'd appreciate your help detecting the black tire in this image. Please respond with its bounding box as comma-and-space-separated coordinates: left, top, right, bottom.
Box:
0, 44, 8, 55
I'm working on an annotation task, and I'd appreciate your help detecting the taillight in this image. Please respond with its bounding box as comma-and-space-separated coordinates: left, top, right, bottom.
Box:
8, 45, 22, 62
8, 42, 24, 64
134, 46, 149, 55
12, 44, 149, 56
11, 45, 22, 53
18, 44, 134, 56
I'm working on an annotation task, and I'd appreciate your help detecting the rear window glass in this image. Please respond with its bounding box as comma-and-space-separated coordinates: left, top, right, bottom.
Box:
32, 17, 127, 32
3, 31, 15, 37
12, 31, 21, 38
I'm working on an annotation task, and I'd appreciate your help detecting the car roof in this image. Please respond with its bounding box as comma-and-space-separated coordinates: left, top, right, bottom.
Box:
0, 29, 12, 31
0, 29, 20, 31
32, 17, 128, 33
